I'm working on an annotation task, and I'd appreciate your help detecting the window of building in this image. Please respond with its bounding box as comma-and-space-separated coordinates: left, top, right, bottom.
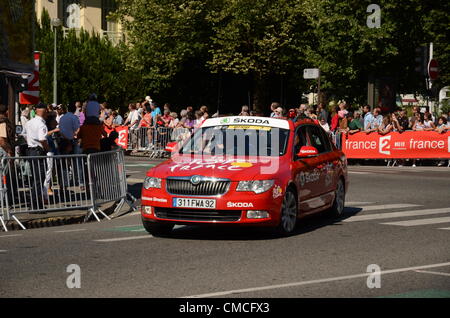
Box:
102, 0, 117, 31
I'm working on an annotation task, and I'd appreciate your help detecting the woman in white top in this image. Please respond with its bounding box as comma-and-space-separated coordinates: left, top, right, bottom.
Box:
412, 113, 427, 131
423, 112, 435, 131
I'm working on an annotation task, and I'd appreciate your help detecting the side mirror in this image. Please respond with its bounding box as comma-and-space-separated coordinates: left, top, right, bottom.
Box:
165, 141, 178, 153
297, 146, 319, 158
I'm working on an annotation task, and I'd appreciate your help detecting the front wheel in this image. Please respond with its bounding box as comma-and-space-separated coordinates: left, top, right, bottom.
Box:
275, 188, 298, 236
329, 179, 345, 217
142, 221, 174, 237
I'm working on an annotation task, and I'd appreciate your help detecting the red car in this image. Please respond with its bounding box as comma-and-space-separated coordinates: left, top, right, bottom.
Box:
141, 116, 348, 236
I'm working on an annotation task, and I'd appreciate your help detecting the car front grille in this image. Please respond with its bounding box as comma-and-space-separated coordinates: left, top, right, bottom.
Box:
154, 207, 241, 222
166, 178, 230, 196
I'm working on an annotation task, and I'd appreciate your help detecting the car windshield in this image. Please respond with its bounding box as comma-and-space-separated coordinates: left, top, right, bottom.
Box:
179, 125, 290, 157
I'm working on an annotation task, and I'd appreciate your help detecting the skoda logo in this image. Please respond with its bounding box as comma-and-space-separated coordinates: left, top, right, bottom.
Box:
190, 175, 202, 185
220, 118, 230, 124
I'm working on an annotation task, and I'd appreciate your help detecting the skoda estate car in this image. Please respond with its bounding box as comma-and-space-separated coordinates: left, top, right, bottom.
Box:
141, 116, 348, 236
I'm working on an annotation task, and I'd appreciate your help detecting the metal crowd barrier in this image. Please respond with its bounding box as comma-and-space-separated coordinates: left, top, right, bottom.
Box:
0, 148, 136, 231
127, 127, 193, 158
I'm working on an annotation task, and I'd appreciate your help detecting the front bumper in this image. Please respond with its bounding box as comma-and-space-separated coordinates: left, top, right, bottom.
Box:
141, 181, 283, 226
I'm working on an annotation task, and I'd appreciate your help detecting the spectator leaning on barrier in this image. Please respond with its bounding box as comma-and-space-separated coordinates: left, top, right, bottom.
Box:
365, 107, 382, 133
398, 110, 409, 131
0, 104, 14, 157
435, 116, 449, 133
412, 113, 426, 131
345, 112, 363, 134
423, 112, 435, 130
169, 112, 179, 128
161, 109, 173, 127
409, 106, 420, 129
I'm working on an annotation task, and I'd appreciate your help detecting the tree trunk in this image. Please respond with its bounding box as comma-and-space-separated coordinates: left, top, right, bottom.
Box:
252, 75, 268, 115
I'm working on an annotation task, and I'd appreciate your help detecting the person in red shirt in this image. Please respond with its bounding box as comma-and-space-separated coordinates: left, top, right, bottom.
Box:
160, 109, 172, 127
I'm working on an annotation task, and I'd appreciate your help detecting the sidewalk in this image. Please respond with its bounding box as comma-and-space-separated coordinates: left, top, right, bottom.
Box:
1, 200, 134, 231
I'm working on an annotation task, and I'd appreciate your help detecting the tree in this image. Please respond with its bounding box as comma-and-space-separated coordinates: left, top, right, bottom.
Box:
35, 9, 143, 110
206, 0, 307, 112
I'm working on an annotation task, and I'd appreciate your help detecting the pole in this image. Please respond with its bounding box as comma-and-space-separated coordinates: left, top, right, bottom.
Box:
317, 70, 321, 105
53, 25, 57, 105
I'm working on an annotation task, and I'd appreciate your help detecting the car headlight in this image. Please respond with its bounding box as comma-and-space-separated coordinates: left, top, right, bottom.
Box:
143, 177, 162, 189
236, 180, 274, 194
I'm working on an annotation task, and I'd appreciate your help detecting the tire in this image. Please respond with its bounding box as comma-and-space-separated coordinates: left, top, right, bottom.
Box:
142, 221, 174, 237
275, 188, 298, 236
329, 178, 345, 217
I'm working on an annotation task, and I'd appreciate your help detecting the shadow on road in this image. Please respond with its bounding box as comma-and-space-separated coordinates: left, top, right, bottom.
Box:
158, 206, 363, 241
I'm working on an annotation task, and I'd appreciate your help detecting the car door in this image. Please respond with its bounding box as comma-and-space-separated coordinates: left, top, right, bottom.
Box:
291, 125, 319, 214
305, 125, 335, 207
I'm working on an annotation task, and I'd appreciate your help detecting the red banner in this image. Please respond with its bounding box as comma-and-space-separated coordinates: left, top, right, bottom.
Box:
115, 126, 129, 149
341, 131, 450, 159
19, 52, 40, 104
103, 125, 129, 149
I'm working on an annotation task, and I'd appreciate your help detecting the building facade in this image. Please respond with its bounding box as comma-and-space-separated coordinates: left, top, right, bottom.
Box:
35, 0, 123, 44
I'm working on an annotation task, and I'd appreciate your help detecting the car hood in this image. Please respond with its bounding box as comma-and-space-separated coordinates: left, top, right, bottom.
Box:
148, 155, 282, 181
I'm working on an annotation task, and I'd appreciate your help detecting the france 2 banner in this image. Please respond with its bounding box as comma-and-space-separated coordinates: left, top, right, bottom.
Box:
115, 126, 129, 149
342, 131, 450, 159
19, 52, 40, 104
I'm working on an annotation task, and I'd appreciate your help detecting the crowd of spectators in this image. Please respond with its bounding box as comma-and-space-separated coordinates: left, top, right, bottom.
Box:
263, 102, 450, 136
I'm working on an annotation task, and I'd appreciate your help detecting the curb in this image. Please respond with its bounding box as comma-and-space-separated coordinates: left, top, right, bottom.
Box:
1, 202, 123, 232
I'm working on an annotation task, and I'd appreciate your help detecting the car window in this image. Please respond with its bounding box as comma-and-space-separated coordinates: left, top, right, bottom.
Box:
293, 126, 309, 156
307, 126, 329, 154
319, 127, 333, 152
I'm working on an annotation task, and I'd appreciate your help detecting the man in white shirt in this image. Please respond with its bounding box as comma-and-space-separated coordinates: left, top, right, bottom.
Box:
24, 103, 50, 209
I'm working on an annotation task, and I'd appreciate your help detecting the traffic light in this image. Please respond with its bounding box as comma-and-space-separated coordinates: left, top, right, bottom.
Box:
414, 46, 428, 76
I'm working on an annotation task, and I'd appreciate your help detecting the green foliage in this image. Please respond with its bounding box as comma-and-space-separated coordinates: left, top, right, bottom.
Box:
36, 9, 143, 110
38, 1, 450, 112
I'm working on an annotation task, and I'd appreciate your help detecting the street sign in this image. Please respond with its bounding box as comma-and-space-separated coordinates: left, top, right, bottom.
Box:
428, 59, 439, 80
303, 68, 320, 79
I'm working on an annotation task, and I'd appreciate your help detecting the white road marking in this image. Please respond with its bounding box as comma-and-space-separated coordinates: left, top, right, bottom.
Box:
127, 178, 144, 184
183, 262, 450, 298
344, 207, 450, 222
114, 224, 142, 228
55, 229, 87, 233
381, 216, 450, 227
94, 235, 153, 242
414, 270, 450, 277
438, 227, 450, 230
123, 211, 141, 217
0, 234, 22, 238
348, 171, 372, 175
345, 201, 374, 206
0, 250, 7, 253
130, 229, 146, 232
359, 204, 421, 211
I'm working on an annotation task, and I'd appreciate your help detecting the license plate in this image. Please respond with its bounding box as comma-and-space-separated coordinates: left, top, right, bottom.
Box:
173, 198, 216, 209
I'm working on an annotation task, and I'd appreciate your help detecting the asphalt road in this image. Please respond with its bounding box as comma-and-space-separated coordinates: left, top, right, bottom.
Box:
1, 156, 449, 298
